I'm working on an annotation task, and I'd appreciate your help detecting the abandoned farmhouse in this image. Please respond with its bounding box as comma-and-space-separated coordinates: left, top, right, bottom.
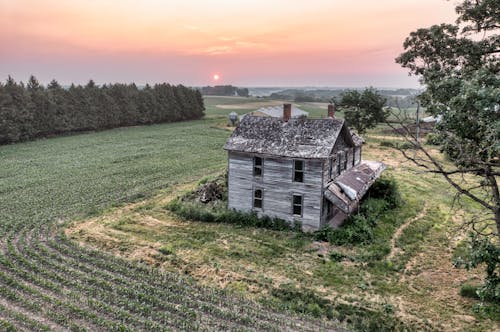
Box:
224, 103, 385, 231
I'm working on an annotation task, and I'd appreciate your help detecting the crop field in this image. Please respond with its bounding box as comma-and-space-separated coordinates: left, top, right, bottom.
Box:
0, 96, 496, 331
66, 126, 498, 331
0, 117, 340, 331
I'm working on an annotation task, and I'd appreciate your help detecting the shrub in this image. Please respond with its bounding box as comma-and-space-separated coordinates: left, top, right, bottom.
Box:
426, 132, 445, 145
366, 176, 401, 209
158, 245, 175, 256
454, 233, 500, 303
397, 142, 417, 150
166, 199, 295, 231
326, 215, 374, 245
379, 140, 395, 148
313, 177, 401, 246
330, 250, 348, 262
460, 284, 480, 300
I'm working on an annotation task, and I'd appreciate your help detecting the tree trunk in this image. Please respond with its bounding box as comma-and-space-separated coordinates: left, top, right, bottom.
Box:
486, 170, 500, 240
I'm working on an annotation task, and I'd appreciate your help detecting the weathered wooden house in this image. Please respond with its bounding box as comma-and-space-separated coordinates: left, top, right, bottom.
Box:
224, 103, 385, 231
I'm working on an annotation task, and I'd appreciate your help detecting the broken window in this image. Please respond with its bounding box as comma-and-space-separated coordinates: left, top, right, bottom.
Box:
292, 194, 303, 216
293, 160, 304, 182
253, 188, 263, 209
253, 156, 262, 177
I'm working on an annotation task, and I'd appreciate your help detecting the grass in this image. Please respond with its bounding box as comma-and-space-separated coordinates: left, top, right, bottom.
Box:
0, 96, 497, 331
203, 95, 345, 119
67, 121, 497, 331
0, 119, 227, 226
0, 115, 339, 331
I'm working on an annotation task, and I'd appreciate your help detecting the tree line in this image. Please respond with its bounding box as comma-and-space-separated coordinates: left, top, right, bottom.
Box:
0, 76, 205, 144
200, 85, 249, 97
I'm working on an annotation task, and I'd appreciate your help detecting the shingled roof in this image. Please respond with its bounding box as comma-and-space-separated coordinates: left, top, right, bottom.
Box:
224, 115, 348, 158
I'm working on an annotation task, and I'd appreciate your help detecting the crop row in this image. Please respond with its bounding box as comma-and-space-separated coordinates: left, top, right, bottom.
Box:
0, 221, 337, 331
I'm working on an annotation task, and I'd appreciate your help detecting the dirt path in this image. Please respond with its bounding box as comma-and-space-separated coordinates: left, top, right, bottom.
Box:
387, 203, 428, 261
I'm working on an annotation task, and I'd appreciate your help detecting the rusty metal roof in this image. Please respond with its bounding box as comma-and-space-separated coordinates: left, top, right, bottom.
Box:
325, 161, 386, 213
223, 115, 348, 158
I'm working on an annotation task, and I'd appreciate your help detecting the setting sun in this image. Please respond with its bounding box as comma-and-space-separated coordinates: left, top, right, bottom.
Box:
213, 74, 220, 81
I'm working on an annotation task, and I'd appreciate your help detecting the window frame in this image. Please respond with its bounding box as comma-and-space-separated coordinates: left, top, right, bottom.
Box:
292, 193, 303, 217
336, 151, 342, 174
253, 156, 263, 177
293, 159, 305, 183
328, 157, 334, 180
253, 187, 263, 210
343, 149, 348, 170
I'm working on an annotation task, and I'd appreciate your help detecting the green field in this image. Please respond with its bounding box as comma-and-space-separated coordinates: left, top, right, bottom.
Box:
0, 115, 339, 331
203, 95, 344, 119
0, 97, 496, 331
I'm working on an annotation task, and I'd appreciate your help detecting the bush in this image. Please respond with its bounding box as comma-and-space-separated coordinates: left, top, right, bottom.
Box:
379, 140, 395, 148
397, 142, 417, 150
167, 199, 296, 231
366, 176, 401, 209
330, 250, 348, 262
158, 245, 175, 256
313, 177, 401, 246
460, 284, 480, 300
454, 233, 500, 303
325, 215, 374, 245
426, 132, 442, 145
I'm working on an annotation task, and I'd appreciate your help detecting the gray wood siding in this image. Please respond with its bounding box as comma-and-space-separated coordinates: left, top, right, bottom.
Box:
228, 152, 323, 230
227, 152, 254, 212
355, 146, 362, 165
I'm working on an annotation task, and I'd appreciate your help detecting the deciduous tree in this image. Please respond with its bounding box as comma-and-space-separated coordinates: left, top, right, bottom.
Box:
395, 0, 499, 302
336, 88, 388, 134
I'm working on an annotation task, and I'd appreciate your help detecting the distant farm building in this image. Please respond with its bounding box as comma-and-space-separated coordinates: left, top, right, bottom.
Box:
224, 103, 385, 231
241, 105, 309, 119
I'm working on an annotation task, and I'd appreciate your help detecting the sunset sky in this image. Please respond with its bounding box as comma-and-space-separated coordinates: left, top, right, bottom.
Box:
0, 0, 457, 87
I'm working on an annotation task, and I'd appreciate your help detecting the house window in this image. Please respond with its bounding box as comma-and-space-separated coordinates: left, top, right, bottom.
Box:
293, 160, 304, 182
343, 150, 348, 170
337, 151, 342, 174
253, 188, 263, 209
352, 148, 356, 167
329, 158, 334, 179
253, 156, 262, 177
292, 194, 303, 216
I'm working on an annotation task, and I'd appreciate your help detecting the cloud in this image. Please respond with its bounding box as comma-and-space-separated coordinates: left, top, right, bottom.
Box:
201, 45, 234, 55
195, 37, 267, 56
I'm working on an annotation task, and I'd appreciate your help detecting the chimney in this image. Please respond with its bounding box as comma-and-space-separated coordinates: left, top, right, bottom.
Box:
283, 103, 292, 122
328, 103, 336, 118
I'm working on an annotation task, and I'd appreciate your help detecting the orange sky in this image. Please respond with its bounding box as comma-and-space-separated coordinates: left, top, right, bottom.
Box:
0, 0, 457, 87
